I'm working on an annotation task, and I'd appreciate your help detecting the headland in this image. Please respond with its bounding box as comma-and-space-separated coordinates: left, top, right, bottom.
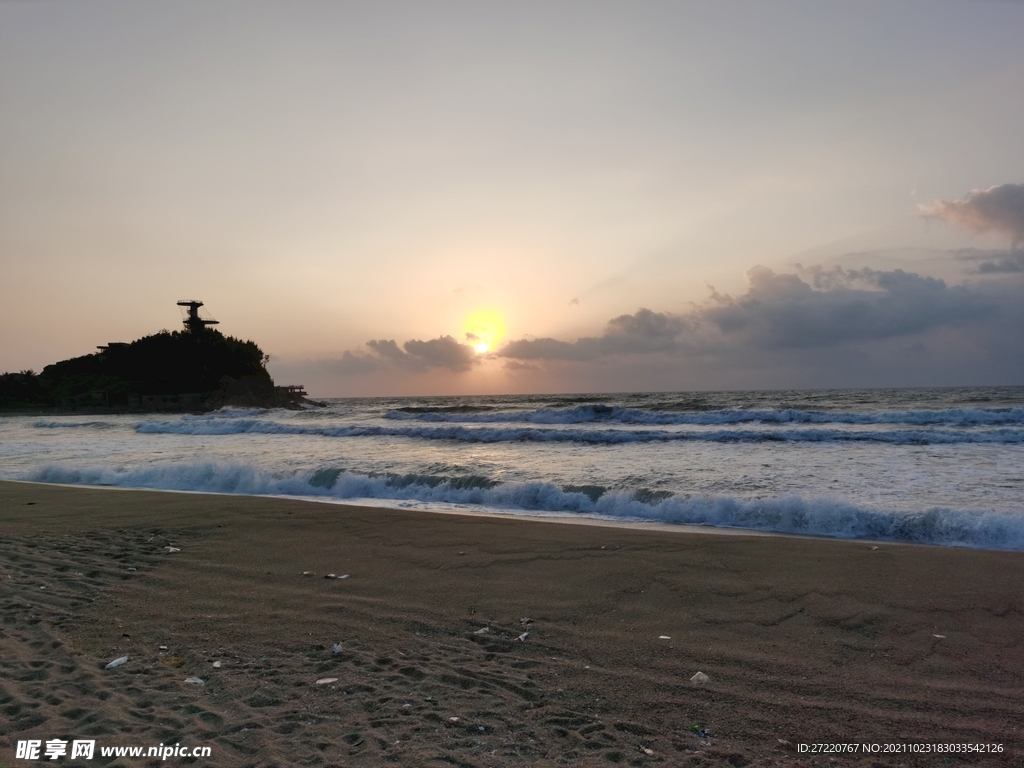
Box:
0, 301, 318, 413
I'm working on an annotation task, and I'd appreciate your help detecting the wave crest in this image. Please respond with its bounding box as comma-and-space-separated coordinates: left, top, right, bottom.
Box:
133, 418, 1024, 445
385, 404, 1024, 427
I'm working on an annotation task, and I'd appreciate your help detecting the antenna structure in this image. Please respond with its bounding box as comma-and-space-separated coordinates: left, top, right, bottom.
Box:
176, 300, 220, 333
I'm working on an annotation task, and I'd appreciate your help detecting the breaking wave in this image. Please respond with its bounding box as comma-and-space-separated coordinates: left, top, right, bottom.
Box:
384, 404, 1024, 427
392, 405, 497, 414
33, 420, 123, 430
23, 462, 1024, 551
132, 418, 1024, 445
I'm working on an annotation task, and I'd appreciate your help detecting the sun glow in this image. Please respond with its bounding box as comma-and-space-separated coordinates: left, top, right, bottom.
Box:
463, 308, 506, 355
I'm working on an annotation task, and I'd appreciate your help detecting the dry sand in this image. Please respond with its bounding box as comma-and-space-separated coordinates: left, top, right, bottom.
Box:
0, 480, 1021, 767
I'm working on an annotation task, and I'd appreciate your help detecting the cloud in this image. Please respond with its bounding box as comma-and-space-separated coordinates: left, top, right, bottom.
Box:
955, 248, 1024, 274
366, 339, 407, 363
295, 335, 478, 377
363, 335, 478, 372
500, 308, 696, 361
401, 335, 478, 371
503, 360, 541, 371
498, 265, 1000, 361
923, 184, 1024, 246
332, 351, 385, 374
706, 265, 995, 348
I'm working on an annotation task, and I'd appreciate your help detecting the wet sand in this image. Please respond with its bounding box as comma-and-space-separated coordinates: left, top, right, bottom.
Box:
1, 480, 1021, 767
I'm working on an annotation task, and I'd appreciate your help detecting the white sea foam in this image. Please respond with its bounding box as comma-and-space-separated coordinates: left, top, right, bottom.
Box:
24, 462, 1024, 551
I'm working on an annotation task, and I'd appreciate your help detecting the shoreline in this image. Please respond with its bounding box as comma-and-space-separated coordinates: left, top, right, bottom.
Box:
6, 477, 1021, 553
0, 477, 957, 548
3, 477, 779, 537
1, 480, 1022, 766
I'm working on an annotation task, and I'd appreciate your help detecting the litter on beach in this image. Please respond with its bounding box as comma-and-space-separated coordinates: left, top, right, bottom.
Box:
659, 635, 671, 639
473, 627, 490, 635
104, 656, 128, 669
316, 677, 339, 685
515, 632, 529, 642
690, 671, 710, 686
184, 676, 205, 685
164, 546, 180, 553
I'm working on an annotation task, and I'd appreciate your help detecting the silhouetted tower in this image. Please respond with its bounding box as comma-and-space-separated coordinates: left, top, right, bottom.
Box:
176, 300, 220, 333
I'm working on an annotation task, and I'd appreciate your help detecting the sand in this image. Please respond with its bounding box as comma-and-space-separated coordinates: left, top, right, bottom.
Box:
1, 481, 1021, 767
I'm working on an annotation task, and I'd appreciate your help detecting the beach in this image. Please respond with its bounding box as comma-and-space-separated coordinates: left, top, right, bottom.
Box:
1, 481, 1020, 767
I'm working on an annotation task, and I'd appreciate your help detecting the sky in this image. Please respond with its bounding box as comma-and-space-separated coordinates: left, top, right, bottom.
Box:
2, 0, 1023, 396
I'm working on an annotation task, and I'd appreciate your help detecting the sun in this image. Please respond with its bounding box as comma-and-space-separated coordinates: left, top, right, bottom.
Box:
463, 307, 506, 355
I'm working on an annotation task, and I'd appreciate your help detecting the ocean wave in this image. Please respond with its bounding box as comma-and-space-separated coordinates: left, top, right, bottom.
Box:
33, 420, 123, 430
134, 418, 1024, 445
180, 407, 269, 420
23, 462, 1024, 551
392, 405, 497, 414
384, 404, 1024, 427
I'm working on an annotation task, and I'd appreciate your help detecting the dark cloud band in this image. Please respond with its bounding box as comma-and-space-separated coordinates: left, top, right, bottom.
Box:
498, 264, 1001, 361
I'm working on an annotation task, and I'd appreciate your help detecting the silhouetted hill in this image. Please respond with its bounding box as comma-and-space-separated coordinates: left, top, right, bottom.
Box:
1, 328, 303, 411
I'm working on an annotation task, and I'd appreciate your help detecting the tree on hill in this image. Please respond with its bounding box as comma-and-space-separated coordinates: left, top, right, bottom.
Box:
0, 370, 49, 408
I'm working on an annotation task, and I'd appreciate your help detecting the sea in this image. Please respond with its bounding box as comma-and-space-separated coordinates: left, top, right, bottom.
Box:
3, 386, 1024, 551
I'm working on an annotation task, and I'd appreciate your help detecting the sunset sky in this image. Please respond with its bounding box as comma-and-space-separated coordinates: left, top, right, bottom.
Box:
2, 0, 1023, 396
